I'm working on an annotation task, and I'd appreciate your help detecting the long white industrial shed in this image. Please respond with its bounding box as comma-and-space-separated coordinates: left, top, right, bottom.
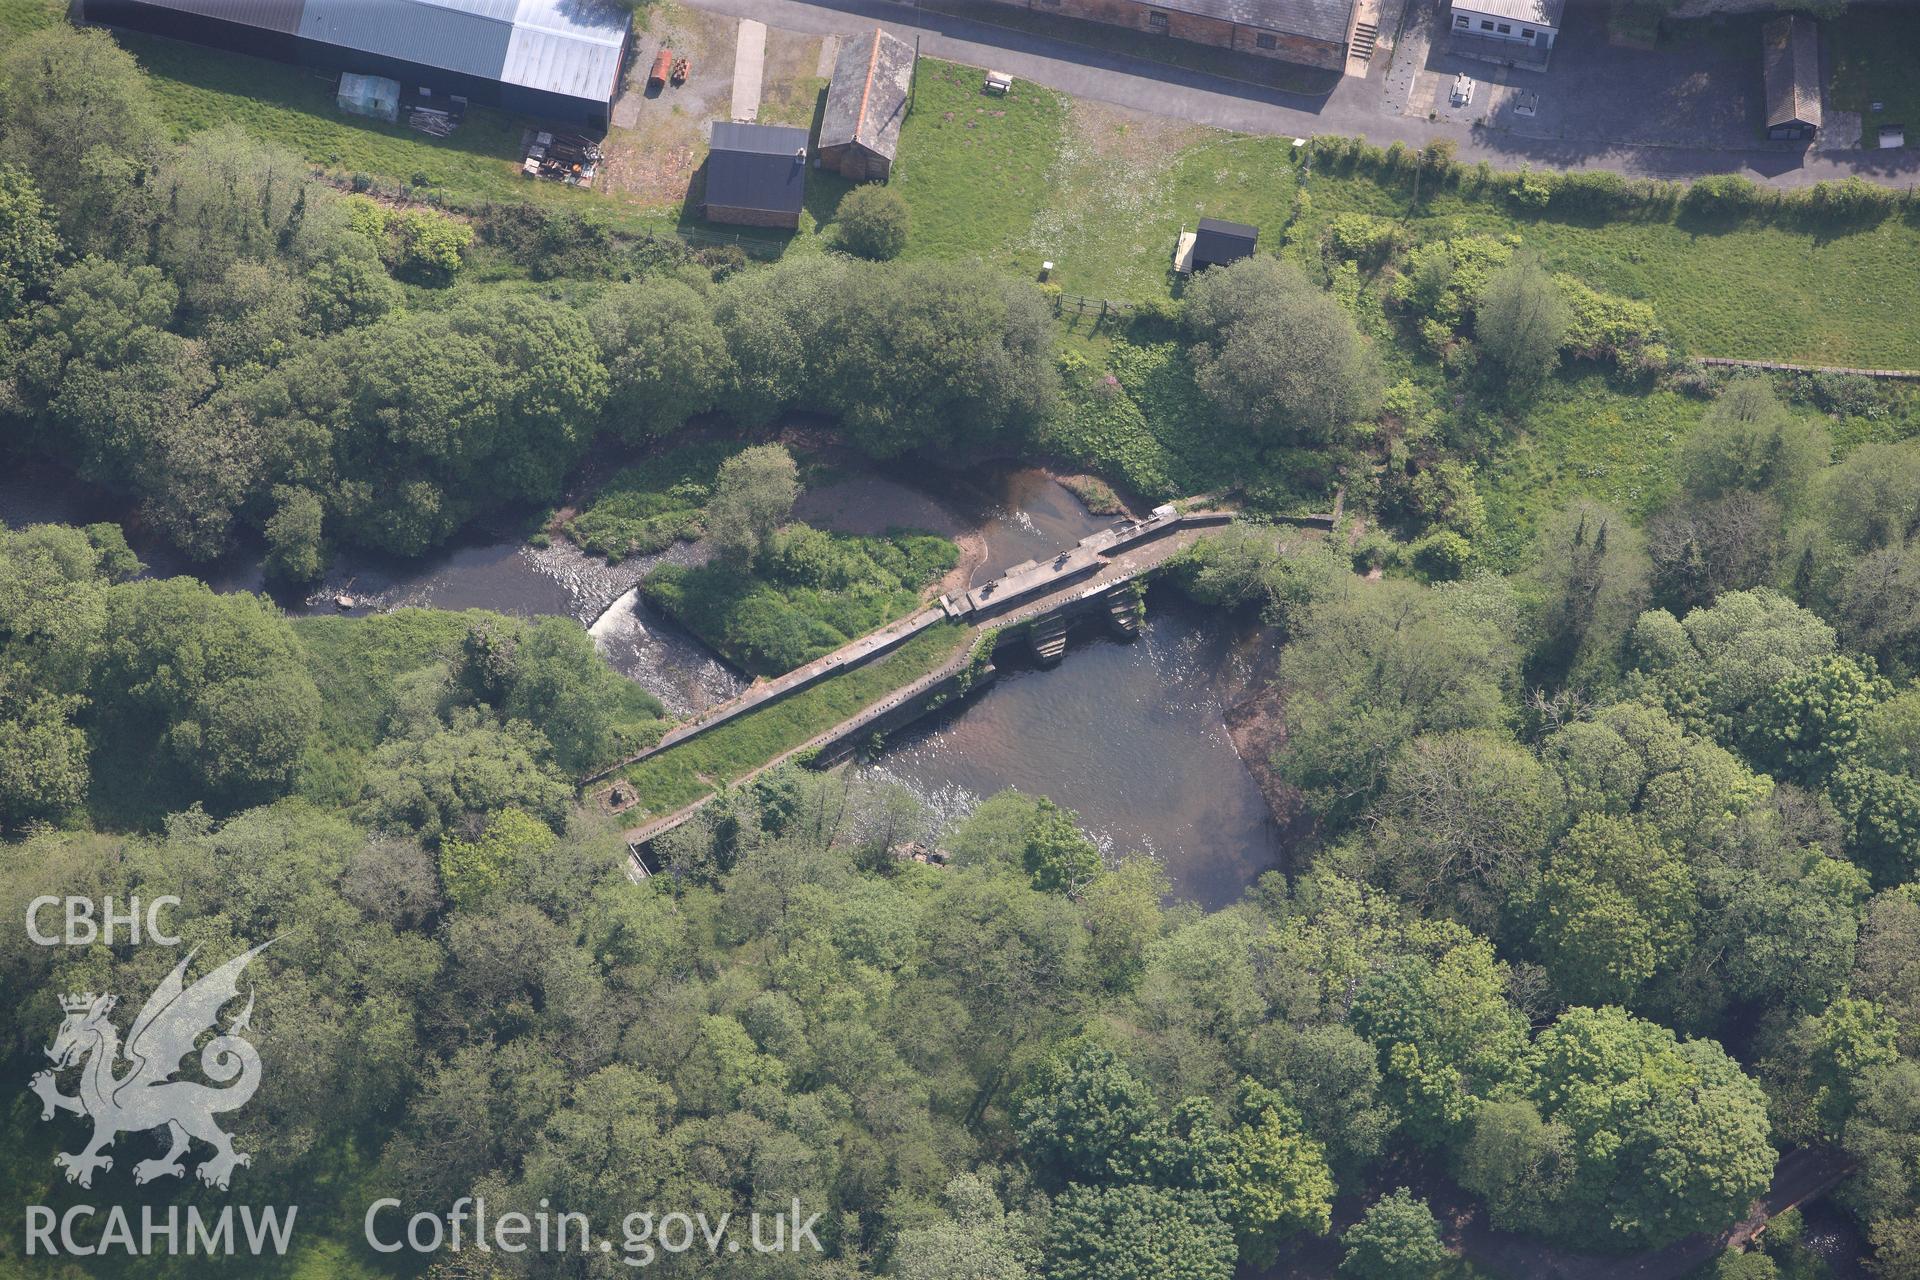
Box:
79, 0, 631, 128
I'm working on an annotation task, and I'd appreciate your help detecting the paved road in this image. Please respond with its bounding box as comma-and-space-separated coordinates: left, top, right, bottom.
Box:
678, 0, 1920, 186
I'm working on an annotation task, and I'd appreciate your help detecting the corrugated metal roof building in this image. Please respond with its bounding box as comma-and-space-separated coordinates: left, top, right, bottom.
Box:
79, 0, 630, 128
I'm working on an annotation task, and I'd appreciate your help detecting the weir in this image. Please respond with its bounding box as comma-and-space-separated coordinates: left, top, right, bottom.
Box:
605, 506, 1235, 877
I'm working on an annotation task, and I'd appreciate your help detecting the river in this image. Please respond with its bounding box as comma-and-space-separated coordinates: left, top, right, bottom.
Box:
0, 457, 1284, 904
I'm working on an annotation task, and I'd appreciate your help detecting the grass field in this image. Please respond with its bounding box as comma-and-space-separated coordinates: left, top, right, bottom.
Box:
621, 621, 966, 812
892, 61, 1301, 300
1275, 172, 1920, 369
891, 60, 1070, 271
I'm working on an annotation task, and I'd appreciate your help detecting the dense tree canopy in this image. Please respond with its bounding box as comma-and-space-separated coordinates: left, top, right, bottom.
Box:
1184, 256, 1382, 444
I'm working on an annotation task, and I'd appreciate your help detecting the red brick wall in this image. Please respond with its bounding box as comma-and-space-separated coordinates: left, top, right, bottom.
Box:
704, 204, 801, 229
1012, 0, 1344, 68
1232, 24, 1345, 67
817, 142, 893, 181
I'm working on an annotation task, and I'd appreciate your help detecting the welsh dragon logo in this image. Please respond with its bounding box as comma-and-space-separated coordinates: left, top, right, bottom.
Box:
30, 941, 272, 1190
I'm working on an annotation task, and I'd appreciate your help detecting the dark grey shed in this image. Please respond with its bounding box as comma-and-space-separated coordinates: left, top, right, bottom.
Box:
1762, 14, 1821, 142
704, 121, 810, 229
1192, 217, 1259, 271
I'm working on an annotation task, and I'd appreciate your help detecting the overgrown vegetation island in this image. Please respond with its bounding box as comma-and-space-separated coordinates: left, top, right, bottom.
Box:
3, 9, 1920, 1280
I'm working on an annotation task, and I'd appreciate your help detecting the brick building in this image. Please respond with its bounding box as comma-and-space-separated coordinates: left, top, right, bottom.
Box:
703, 122, 809, 229
819, 28, 916, 181
986, 0, 1353, 71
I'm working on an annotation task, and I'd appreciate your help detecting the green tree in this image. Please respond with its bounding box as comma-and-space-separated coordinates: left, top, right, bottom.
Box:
96, 578, 320, 802
1746, 653, 1890, 784
501, 616, 662, 775
150, 127, 360, 309
1212, 1080, 1336, 1264
0, 164, 61, 325
1534, 814, 1694, 1006
1856, 886, 1920, 1055
1840, 1059, 1920, 1225
1523, 500, 1651, 689
836, 184, 910, 260
263, 485, 328, 586
1365, 730, 1559, 936
590, 278, 732, 439
1679, 378, 1828, 509
1632, 588, 1836, 739
1828, 765, 1920, 886
1457, 1099, 1576, 1235
1184, 256, 1381, 443
1275, 581, 1517, 829
303, 253, 401, 333
0, 667, 88, 830
1338, 1188, 1451, 1280
0, 26, 163, 254
1712, 1252, 1779, 1280
1524, 1006, 1775, 1248
1818, 441, 1920, 553
438, 808, 558, 911
891, 1173, 1033, 1280
704, 444, 798, 567
1834, 542, 1920, 677
1016, 1043, 1166, 1188
1022, 797, 1102, 895
820, 260, 1059, 457
1350, 937, 1531, 1149
1041, 1185, 1235, 1280
1869, 1212, 1920, 1280
1473, 252, 1570, 388
386, 209, 473, 284
357, 719, 571, 845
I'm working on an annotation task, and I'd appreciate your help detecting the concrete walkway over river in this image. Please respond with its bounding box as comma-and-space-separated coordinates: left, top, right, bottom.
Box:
606, 507, 1233, 866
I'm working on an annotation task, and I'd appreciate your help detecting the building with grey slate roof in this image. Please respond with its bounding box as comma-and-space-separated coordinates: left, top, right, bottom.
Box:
704, 121, 809, 229
77, 0, 630, 128
1762, 14, 1821, 142
818, 28, 914, 182
984, 0, 1352, 72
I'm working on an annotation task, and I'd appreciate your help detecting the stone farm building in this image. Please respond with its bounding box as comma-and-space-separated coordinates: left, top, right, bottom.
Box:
984, 0, 1353, 71
1762, 14, 1821, 142
77, 0, 631, 129
704, 121, 810, 229
818, 28, 915, 181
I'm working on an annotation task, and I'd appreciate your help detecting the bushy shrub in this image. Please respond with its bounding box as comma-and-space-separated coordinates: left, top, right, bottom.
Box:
1411, 529, 1473, 579
836, 184, 910, 260
1508, 172, 1553, 209
1684, 173, 1768, 220
1557, 276, 1661, 368
387, 209, 473, 284
1326, 213, 1406, 267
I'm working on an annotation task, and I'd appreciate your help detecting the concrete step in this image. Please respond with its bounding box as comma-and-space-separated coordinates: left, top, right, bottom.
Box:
1351, 21, 1378, 60
1028, 617, 1068, 665
1106, 595, 1140, 639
